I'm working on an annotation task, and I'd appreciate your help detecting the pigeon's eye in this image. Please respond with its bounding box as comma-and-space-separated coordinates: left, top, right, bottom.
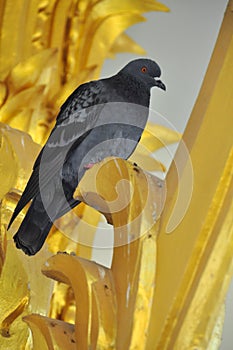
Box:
141, 66, 147, 73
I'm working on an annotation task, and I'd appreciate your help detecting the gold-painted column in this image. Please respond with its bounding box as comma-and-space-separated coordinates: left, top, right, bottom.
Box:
147, 1, 233, 349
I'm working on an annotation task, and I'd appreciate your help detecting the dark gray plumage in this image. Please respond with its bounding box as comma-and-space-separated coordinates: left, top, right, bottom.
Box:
8, 58, 166, 255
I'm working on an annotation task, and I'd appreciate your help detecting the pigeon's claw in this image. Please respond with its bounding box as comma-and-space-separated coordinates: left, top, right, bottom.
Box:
84, 163, 96, 169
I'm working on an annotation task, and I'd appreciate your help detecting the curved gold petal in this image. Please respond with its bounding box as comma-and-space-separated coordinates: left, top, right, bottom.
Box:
207, 305, 225, 350
47, 204, 101, 259
42, 253, 117, 350
7, 109, 34, 136
0, 0, 26, 72
48, 282, 76, 324
75, 157, 166, 348
31, 0, 58, 52
0, 123, 40, 195
75, 157, 165, 226
108, 33, 146, 58
7, 48, 57, 93
88, 0, 169, 16
0, 243, 29, 349
48, 0, 73, 82
83, 14, 146, 76
24, 314, 76, 350
0, 125, 18, 199
0, 82, 7, 108
0, 227, 6, 277
129, 143, 166, 172
141, 122, 182, 152
0, 86, 45, 124
73, 205, 101, 258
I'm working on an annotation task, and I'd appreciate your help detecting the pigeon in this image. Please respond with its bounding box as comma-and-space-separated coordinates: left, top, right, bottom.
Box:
8, 58, 166, 255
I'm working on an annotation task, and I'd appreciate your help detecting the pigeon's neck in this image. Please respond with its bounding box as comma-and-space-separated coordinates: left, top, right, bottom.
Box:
106, 73, 151, 107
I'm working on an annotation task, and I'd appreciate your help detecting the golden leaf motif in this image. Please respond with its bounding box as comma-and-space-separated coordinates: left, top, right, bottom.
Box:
129, 123, 181, 171
0, 0, 169, 144
0, 123, 41, 198
141, 122, 181, 152
0, 243, 29, 348
24, 314, 76, 350
0, 82, 7, 108
6, 49, 57, 93
108, 33, 146, 58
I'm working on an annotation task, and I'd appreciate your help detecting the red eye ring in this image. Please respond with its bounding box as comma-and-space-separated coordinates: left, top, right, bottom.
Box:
141, 66, 147, 73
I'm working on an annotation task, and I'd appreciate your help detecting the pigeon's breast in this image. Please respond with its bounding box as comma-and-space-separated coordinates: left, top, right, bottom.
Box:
82, 101, 149, 160
64, 101, 149, 183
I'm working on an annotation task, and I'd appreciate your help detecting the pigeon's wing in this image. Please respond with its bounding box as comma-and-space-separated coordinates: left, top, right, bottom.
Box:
8, 80, 106, 229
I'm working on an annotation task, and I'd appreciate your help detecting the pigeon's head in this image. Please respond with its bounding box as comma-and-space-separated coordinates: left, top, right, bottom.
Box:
119, 58, 166, 91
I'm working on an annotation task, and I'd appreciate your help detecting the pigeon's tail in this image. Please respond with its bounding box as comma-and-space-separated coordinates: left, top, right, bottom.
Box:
14, 220, 53, 256
13, 194, 81, 256
13, 204, 53, 256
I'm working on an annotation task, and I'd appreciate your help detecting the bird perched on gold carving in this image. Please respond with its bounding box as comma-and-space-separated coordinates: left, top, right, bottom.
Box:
8, 58, 166, 255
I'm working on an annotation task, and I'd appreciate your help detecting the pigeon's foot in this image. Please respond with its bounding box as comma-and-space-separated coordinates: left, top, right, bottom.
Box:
84, 163, 96, 169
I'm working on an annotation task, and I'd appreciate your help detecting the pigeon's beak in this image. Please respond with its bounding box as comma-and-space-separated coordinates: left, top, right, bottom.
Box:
154, 78, 166, 91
